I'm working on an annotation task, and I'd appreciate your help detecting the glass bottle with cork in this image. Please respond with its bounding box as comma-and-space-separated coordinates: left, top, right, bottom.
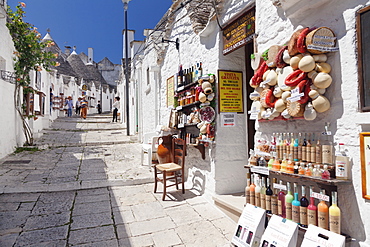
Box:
265, 178, 273, 214
322, 123, 334, 175
329, 191, 341, 234
285, 182, 294, 220
245, 172, 251, 205
292, 183, 301, 224
307, 186, 317, 226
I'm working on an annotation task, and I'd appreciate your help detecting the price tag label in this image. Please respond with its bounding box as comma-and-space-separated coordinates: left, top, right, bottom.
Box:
311, 192, 330, 202
248, 106, 260, 120
287, 88, 304, 103
273, 183, 287, 190
250, 92, 260, 98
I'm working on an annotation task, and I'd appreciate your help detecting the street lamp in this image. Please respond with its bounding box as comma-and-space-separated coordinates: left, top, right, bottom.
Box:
122, 0, 131, 135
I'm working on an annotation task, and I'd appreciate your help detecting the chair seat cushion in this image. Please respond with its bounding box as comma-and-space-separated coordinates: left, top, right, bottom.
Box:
156, 162, 182, 172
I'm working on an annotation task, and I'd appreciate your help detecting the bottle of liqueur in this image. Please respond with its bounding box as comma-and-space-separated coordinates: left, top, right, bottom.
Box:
255, 175, 261, 207
198, 62, 203, 77
278, 133, 284, 160
316, 135, 322, 164
305, 163, 313, 177
335, 143, 349, 180
322, 123, 333, 166
280, 153, 288, 172
306, 133, 312, 163
272, 155, 281, 171
278, 180, 286, 218
260, 177, 267, 210
245, 172, 251, 204
271, 178, 278, 215
177, 64, 183, 88
285, 133, 290, 157
329, 191, 341, 234
285, 182, 294, 220
300, 185, 309, 228
286, 153, 294, 174
307, 186, 317, 226
299, 163, 306, 175
266, 178, 273, 214
302, 133, 307, 162
294, 162, 299, 174
298, 133, 303, 161
268, 152, 275, 170
293, 133, 299, 161
321, 165, 330, 180
310, 133, 316, 163
290, 133, 295, 158
292, 183, 301, 224
270, 133, 277, 153
249, 174, 256, 205
318, 189, 329, 230
248, 150, 257, 166
282, 133, 288, 159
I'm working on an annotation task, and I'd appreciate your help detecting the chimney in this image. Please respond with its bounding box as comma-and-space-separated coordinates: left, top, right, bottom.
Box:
88, 48, 93, 65
64, 46, 71, 56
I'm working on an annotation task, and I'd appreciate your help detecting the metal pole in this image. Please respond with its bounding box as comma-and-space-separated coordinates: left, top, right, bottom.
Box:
124, 2, 130, 135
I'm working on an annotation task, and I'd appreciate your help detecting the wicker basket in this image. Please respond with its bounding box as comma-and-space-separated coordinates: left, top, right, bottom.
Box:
305, 27, 336, 54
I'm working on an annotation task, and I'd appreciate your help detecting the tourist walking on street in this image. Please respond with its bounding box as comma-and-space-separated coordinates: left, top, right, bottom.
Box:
97, 100, 102, 114
112, 96, 120, 122
75, 97, 81, 115
65, 96, 74, 117
80, 96, 88, 119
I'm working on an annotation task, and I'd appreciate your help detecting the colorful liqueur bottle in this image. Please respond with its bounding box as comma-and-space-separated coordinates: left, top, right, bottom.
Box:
329, 191, 341, 234
260, 177, 267, 210
318, 189, 329, 230
286, 153, 294, 174
293, 134, 299, 161
255, 175, 261, 207
292, 183, 301, 224
249, 174, 256, 206
285, 182, 294, 220
307, 186, 317, 226
302, 133, 307, 162
298, 133, 303, 161
300, 185, 309, 228
278, 180, 286, 218
265, 178, 273, 214
271, 178, 278, 215
280, 153, 288, 172
268, 152, 275, 170
245, 172, 251, 204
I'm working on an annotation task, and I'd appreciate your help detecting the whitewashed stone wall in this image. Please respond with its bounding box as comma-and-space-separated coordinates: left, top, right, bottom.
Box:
254, 0, 370, 245
0, 9, 25, 158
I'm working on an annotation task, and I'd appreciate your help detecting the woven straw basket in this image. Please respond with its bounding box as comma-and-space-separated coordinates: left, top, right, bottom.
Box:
305, 27, 336, 54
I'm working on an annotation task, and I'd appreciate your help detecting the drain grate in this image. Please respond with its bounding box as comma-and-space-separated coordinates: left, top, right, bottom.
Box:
2, 160, 32, 165
111, 132, 122, 135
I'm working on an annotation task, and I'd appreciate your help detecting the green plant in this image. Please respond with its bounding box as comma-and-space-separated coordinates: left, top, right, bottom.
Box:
7, 2, 58, 146
13, 146, 40, 153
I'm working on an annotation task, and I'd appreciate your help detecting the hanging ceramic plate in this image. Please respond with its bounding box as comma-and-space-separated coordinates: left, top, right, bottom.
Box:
199, 106, 216, 123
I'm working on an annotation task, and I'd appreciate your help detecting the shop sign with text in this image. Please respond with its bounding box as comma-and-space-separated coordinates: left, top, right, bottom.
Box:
222, 8, 255, 55
218, 70, 243, 113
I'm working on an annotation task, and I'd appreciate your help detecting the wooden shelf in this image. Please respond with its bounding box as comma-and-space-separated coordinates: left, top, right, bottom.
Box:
176, 101, 200, 111
176, 81, 199, 92
244, 165, 351, 186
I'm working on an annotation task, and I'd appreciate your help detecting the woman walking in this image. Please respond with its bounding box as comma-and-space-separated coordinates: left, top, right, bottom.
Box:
112, 96, 120, 122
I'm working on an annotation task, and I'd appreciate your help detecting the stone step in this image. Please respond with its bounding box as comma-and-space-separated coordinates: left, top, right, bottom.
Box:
213, 193, 245, 223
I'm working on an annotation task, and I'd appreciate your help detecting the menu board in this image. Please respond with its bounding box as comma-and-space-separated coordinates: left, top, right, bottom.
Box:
166, 76, 175, 108
218, 70, 244, 113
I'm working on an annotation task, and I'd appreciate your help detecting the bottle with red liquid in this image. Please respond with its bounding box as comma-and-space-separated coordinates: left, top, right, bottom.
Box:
307, 186, 317, 226
322, 165, 330, 179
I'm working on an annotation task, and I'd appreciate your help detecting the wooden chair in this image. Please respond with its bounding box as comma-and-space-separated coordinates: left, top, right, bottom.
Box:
154, 138, 186, 200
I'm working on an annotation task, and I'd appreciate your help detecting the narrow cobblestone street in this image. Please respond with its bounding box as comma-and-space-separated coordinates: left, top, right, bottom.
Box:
0, 114, 235, 247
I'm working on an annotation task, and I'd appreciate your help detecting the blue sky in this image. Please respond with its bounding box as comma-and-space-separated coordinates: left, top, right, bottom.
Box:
7, 0, 173, 64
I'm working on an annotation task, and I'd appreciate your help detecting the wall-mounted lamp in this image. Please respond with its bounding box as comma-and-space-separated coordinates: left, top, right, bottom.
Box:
162, 37, 180, 50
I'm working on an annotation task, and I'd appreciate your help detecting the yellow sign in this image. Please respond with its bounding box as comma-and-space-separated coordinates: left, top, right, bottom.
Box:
82, 84, 87, 91
218, 70, 243, 113
166, 76, 175, 107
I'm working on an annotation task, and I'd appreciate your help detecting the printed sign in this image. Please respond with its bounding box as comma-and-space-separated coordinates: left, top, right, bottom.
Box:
232, 203, 266, 247
221, 112, 236, 127
218, 70, 244, 113
259, 215, 298, 247
166, 76, 175, 108
222, 8, 255, 55
301, 224, 345, 247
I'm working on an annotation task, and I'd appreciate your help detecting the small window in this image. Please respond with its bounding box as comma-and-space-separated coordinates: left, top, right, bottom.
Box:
357, 6, 370, 111
23, 90, 34, 116
147, 68, 150, 85
34, 92, 45, 116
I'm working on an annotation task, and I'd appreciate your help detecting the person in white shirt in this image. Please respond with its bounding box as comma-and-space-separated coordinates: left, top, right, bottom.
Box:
112, 96, 120, 122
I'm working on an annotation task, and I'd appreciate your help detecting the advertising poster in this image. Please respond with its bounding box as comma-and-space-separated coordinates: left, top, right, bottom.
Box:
218, 70, 243, 113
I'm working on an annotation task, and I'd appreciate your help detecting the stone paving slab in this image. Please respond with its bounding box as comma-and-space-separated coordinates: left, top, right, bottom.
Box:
0, 115, 236, 246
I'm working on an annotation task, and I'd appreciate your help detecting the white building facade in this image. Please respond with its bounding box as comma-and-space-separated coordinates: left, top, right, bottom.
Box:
130, 0, 370, 245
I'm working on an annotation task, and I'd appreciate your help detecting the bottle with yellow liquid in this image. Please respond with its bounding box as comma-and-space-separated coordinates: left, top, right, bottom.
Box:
280, 153, 288, 172
286, 153, 294, 174
329, 191, 341, 234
